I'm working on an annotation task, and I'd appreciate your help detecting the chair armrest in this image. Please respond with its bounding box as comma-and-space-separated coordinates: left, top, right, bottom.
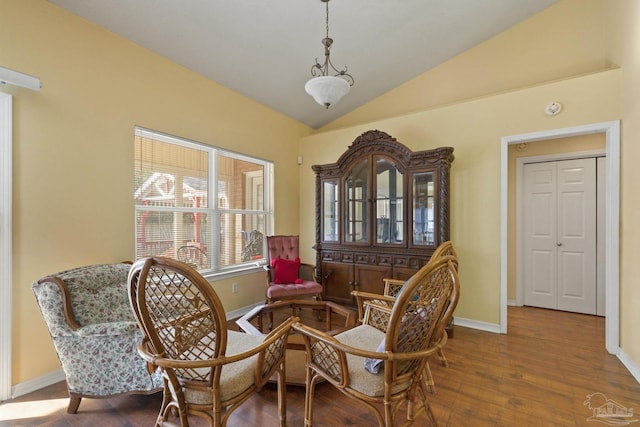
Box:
292, 321, 442, 388
137, 316, 298, 372
35, 276, 81, 331
263, 264, 273, 287
293, 322, 387, 358
383, 278, 406, 297
363, 301, 393, 332
298, 263, 317, 282
351, 290, 395, 324
293, 322, 389, 387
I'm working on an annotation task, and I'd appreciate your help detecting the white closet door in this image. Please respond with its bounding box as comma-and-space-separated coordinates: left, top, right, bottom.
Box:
556, 159, 596, 314
523, 158, 597, 314
523, 162, 558, 309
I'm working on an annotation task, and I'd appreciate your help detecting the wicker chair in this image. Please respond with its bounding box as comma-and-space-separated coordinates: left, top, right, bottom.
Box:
351, 241, 459, 394
128, 257, 297, 427
293, 256, 460, 427
32, 262, 162, 414
352, 241, 459, 323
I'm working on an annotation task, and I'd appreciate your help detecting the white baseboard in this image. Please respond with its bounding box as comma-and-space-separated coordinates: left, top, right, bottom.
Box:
507, 299, 520, 306
618, 348, 640, 384
453, 317, 501, 334
225, 301, 264, 321
11, 369, 65, 399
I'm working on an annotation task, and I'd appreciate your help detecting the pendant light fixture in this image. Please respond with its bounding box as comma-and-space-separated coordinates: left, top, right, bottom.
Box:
305, 0, 354, 108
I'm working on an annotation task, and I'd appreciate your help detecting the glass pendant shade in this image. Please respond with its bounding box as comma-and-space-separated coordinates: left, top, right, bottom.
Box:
305, 76, 350, 108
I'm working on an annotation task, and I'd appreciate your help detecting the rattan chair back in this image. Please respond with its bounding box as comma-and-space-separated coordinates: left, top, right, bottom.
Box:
128, 257, 295, 427
431, 240, 459, 270
385, 255, 459, 379
128, 257, 228, 385
294, 255, 459, 426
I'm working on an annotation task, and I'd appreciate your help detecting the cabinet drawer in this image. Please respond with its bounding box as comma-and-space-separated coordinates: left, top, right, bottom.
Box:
394, 256, 423, 270
321, 251, 340, 262
377, 254, 393, 266
355, 253, 377, 264
340, 252, 354, 263
393, 256, 410, 269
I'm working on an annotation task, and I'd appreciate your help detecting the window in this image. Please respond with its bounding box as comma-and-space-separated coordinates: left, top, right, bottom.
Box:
134, 127, 272, 275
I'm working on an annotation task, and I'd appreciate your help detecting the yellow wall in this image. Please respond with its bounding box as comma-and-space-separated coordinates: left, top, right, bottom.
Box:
1, 1, 311, 384
605, 0, 640, 370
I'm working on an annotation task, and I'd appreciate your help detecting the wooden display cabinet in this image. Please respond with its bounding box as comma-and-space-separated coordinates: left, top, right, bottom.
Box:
312, 130, 454, 305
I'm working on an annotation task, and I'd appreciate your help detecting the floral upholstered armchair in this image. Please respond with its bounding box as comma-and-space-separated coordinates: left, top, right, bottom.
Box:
32, 262, 162, 414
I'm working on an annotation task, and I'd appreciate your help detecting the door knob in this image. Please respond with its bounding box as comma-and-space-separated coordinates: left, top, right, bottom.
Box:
556, 242, 562, 246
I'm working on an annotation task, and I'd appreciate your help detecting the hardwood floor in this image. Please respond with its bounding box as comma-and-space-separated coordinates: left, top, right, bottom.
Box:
1, 306, 638, 426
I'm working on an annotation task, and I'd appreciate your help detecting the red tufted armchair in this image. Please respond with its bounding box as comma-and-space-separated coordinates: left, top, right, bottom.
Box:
264, 235, 322, 303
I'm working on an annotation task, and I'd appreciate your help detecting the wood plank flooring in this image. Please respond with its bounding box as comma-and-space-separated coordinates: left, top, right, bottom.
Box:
1, 306, 638, 426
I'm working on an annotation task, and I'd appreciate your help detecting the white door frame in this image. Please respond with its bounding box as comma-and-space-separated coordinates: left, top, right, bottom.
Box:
501, 120, 620, 354
0, 92, 13, 400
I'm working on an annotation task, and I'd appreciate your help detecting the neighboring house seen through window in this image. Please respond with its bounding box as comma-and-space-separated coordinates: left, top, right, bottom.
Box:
134, 127, 272, 275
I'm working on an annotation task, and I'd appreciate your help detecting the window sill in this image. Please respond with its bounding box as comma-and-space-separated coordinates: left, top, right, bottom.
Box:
201, 263, 266, 282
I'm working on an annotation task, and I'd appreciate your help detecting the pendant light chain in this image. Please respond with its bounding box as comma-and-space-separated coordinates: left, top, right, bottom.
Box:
325, 0, 329, 40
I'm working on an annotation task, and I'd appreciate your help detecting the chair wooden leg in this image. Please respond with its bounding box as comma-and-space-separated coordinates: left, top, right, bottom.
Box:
276, 365, 286, 426
67, 393, 82, 414
384, 400, 394, 427
416, 381, 438, 427
304, 369, 316, 427
437, 348, 448, 367
425, 400, 439, 427
423, 362, 436, 394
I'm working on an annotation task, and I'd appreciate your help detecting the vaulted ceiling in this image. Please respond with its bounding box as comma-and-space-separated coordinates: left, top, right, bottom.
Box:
50, 0, 558, 129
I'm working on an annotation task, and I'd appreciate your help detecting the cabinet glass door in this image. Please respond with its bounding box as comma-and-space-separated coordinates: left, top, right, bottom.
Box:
322, 179, 339, 242
375, 157, 403, 244
345, 159, 369, 243
412, 172, 435, 246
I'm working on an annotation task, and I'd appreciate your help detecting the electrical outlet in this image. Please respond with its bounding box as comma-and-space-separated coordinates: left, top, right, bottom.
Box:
232, 282, 238, 293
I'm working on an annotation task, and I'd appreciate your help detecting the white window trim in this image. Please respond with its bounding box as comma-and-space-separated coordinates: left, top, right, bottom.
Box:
134, 127, 273, 277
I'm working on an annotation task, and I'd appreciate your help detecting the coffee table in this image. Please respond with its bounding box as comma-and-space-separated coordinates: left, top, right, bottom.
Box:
236, 299, 356, 385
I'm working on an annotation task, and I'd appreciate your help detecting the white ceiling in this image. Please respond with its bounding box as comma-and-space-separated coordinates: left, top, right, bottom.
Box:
49, 0, 558, 129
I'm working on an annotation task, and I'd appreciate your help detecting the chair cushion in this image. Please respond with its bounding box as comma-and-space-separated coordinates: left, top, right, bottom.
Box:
272, 257, 300, 284
266, 280, 322, 299
335, 325, 410, 397
183, 330, 264, 404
